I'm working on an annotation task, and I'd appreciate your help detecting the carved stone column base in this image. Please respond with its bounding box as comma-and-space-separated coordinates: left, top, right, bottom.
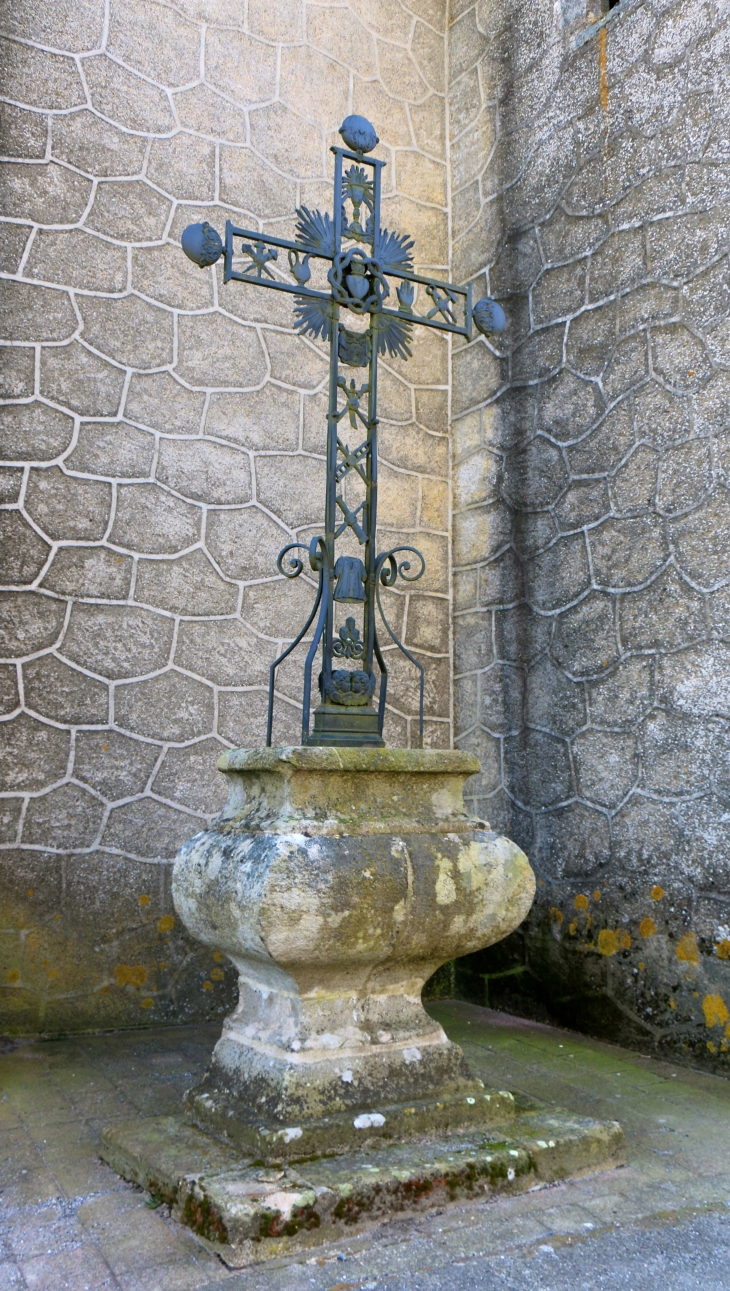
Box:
171, 747, 535, 1158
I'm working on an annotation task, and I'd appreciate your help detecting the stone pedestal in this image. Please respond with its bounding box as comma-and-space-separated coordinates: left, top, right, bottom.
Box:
171, 747, 534, 1159
102, 746, 625, 1265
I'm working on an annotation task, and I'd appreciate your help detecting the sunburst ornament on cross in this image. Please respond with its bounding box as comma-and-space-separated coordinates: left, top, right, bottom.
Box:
181, 115, 506, 748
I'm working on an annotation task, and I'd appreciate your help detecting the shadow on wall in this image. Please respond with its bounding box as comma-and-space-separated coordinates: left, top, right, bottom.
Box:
424, 885, 730, 1074
447, 0, 730, 1077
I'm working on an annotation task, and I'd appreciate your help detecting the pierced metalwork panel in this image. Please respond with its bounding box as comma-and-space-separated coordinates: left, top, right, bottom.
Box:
181, 115, 504, 747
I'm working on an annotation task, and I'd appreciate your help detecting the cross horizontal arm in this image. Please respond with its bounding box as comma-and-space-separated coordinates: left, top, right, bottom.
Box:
377, 272, 471, 337
223, 221, 334, 300
225, 222, 335, 261
222, 269, 331, 299
382, 266, 469, 293
378, 301, 471, 339
222, 223, 472, 334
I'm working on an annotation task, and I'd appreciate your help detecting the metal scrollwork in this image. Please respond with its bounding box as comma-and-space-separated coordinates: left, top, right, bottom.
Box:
376, 546, 426, 588
323, 668, 375, 706
333, 616, 364, 659
240, 240, 278, 280
328, 248, 388, 315
375, 546, 426, 746
276, 542, 308, 579
181, 114, 505, 748
267, 536, 329, 746
308, 535, 327, 573
275, 536, 326, 580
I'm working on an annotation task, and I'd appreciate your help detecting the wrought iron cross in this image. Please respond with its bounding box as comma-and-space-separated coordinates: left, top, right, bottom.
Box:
181, 115, 504, 748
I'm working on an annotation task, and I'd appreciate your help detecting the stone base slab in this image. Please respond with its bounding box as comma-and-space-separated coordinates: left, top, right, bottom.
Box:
101, 1108, 625, 1267
184, 1084, 518, 1160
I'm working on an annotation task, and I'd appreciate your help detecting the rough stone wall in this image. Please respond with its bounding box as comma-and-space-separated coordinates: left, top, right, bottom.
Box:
449, 0, 730, 1070
0, 0, 450, 1034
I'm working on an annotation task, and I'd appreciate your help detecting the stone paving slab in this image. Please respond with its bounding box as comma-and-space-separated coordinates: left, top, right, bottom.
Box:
0, 1003, 729, 1289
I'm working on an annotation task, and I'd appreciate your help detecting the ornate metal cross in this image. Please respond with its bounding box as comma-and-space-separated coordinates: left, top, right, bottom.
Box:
181, 115, 503, 748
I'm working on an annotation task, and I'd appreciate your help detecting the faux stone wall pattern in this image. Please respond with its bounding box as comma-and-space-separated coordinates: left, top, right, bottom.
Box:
0, 0, 451, 1033
449, 0, 730, 1071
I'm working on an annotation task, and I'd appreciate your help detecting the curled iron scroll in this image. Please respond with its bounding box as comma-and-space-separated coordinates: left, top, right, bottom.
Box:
276, 536, 325, 580
267, 537, 328, 746
374, 546, 426, 748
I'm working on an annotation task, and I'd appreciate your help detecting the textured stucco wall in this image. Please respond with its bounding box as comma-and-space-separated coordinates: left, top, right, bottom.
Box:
3, 0, 730, 1070
449, 0, 730, 1070
0, 0, 450, 1033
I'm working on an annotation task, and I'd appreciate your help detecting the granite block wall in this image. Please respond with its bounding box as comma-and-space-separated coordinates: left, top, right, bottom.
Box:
0, 0, 451, 1033
449, 0, 730, 1070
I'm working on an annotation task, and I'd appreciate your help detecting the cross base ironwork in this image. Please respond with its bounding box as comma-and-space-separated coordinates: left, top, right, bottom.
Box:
307, 703, 384, 747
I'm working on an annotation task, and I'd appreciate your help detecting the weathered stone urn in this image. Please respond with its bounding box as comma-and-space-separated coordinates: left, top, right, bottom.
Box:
172, 747, 535, 1160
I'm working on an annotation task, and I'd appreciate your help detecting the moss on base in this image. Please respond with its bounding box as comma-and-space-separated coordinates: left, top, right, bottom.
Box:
101, 1108, 625, 1267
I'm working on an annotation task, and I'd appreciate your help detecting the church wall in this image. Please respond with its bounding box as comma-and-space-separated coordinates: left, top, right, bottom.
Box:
0, 0, 451, 1034
4, 0, 729, 1070
448, 0, 730, 1070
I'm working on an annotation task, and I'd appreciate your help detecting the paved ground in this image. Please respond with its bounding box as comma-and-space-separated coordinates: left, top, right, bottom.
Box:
1, 1001, 729, 1290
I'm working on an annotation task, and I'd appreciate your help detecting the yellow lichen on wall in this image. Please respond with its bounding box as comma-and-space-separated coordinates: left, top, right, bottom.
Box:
597, 929, 619, 956
702, 994, 729, 1029
598, 27, 609, 112
114, 964, 147, 988
676, 933, 700, 965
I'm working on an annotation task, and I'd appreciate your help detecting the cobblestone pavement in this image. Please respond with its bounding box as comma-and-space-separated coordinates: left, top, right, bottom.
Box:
1, 1001, 729, 1290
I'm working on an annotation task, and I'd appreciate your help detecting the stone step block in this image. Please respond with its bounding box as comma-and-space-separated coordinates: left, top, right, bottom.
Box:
101, 1106, 625, 1266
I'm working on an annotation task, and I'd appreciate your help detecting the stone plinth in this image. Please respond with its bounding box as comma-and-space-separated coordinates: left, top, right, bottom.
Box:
171, 747, 536, 1159
102, 1109, 625, 1268
102, 746, 625, 1263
